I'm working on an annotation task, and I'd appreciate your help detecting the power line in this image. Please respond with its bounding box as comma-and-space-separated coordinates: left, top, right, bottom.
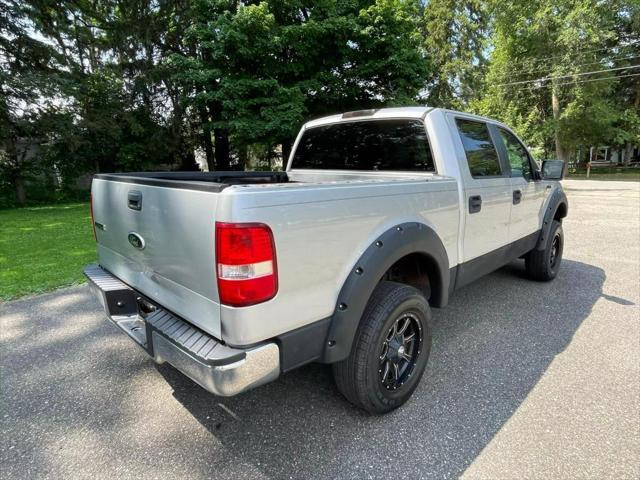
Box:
503, 40, 640, 69
500, 72, 640, 91
497, 64, 640, 86
537, 72, 640, 89
510, 50, 640, 72
503, 53, 640, 80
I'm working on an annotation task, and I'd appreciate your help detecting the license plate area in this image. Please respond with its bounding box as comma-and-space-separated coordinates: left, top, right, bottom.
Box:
115, 295, 161, 351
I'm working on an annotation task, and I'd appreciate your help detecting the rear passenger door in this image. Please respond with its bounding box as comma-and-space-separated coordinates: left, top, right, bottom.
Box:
495, 127, 547, 242
453, 117, 512, 263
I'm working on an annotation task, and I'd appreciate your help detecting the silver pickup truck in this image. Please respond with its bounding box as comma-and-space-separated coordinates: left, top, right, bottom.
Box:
85, 107, 568, 414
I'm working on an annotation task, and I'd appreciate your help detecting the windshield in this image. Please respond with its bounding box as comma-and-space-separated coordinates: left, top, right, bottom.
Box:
291, 119, 435, 172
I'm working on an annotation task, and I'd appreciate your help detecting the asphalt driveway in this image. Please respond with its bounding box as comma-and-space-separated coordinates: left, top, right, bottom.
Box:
1, 179, 639, 479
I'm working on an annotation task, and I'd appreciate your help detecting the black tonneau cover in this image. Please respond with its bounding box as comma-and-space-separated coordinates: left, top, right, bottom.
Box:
93, 171, 289, 192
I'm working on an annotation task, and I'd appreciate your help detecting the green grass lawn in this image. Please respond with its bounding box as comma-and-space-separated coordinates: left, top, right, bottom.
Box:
0, 203, 96, 301
566, 168, 640, 181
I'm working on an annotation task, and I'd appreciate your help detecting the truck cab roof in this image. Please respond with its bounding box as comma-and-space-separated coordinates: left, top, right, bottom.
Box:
304, 106, 508, 130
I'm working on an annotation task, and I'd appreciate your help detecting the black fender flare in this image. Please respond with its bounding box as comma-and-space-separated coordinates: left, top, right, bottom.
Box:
536, 188, 568, 251
321, 222, 449, 363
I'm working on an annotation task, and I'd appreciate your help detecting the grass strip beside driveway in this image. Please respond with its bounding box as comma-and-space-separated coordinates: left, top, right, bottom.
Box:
0, 203, 96, 301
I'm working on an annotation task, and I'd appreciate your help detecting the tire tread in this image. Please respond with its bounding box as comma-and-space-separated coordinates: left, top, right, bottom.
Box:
525, 220, 563, 281
333, 281, 431, 413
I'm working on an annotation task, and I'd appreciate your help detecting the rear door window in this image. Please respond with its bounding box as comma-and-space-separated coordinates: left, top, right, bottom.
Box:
455, 119, 503, 177
291, 119, 435, 172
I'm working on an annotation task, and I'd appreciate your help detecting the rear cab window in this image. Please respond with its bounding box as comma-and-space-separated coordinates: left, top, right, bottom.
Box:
291, 119, 435, 172
455, 119, 503, 178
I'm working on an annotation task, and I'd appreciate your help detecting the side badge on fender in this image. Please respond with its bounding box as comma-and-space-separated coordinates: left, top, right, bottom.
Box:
128, 232, 145, 250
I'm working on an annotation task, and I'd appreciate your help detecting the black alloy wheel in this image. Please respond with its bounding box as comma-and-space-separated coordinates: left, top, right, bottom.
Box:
378, 312, 422, 391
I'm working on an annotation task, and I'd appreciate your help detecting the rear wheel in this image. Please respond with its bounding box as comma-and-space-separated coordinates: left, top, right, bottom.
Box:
525, 220, 564, 281
333, 281, 432, 414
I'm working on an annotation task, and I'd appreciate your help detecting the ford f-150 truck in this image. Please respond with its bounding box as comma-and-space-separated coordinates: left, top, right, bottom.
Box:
85, 107, 568, 414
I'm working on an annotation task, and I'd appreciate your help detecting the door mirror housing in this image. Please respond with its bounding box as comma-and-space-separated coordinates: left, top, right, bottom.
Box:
541, 160, 565, 180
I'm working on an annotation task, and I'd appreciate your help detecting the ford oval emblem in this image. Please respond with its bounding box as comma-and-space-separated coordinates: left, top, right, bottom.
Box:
128, 232, 145, 250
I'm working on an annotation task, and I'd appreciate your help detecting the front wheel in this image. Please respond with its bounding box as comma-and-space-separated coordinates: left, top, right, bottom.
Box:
525, 220, 564, 281
332, 281, 432, 414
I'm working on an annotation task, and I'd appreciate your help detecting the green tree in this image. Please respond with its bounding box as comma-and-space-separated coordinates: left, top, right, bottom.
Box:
1, 0, 198, 205
174, 0, 429, 168
0, 0, 68, 204
474, 0, 639, 163
423, 0, 490, 108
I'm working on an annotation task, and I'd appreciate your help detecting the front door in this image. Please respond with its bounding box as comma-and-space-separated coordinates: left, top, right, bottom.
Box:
494, 127, 546, 242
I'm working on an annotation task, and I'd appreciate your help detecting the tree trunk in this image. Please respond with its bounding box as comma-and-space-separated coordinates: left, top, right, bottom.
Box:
198, 106, 215, 171
281, 138, 293, 168
624, 143, 633, 166
203, 131, 215, 172
206, 98, 231, 171
193, 82, 214, 170
629, 84, 640, 166
214, 128, 231, 171
179, 151, 199, 171
14, 175, 26, 206
551, 83, 571, 177
5, 135, 26, 205
551, 83, 568, 163
237, 144, 248, 171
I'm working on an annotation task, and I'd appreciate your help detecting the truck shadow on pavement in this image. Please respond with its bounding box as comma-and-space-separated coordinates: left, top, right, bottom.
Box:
158, 258, 607, 479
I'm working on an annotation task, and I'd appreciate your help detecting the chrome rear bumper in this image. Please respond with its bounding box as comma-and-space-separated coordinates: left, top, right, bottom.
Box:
84, 264, 280, 396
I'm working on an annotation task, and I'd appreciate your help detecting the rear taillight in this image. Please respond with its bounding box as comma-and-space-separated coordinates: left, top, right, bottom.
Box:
215, 222, 278, 307
89, 193, 97, 241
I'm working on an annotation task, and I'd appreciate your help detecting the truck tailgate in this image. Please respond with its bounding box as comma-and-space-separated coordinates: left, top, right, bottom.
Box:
91, 177, 221, 338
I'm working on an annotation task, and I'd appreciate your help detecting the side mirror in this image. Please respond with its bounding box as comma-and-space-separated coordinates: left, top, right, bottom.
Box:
541, 160, 565, 180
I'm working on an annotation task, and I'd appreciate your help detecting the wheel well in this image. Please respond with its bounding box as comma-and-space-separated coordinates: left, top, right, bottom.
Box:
382, 253, 442, 304
554, 202, 568, 221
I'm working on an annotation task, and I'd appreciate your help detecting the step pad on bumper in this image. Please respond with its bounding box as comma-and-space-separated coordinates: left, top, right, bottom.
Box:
146, 309, 245, 365
84, 264, 279, 397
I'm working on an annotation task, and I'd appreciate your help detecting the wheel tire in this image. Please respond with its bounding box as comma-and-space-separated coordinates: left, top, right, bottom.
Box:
525, 220, 564, 281
332, 281, 432, 414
